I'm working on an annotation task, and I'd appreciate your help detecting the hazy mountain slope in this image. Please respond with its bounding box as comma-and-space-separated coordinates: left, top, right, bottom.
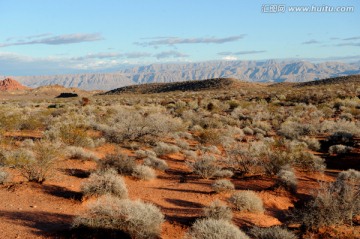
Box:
7, 60, 360, 90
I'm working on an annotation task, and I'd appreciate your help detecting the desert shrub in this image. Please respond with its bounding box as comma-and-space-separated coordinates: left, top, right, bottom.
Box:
249, 226, 298, 239
135, 149, 156, 159
5, 142, 58, 183
301, 137, 320, 151
143, 156, 168, 171
176, 139, 190, 150
98, 109, 184, 143
226, 143, 262, 175
229, 191, 264, 213
203, 200, 233, 221
321, 120, 360, 136
185, 218, 249, 239
212, 179, 235, 193
294, 151, 325, 172
45, 123, 94, 147
66, 146, 99, 161
183, 150, 198, 160
198, 129, 222, 144
327, 131, 354, 146
176, 131, 194, 140
0, 168, 9, 184
328, 144, 353, 155
81, 169, 128, 199
153, 142, 180, 156
20, 139, 35, 148
98, 153, 136, 175
73, 195, 164, 239
294, 169, 360, 229
278, 121, 315, 140
214, 169, 234, 178
200, 145, 221, 154
275, 167, 297, 193
132, 165, 156, 181
189, 155, 220, 179
243, 126, 254, 135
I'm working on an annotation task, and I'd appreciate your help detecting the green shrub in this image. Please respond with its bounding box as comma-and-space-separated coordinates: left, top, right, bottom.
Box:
81, 169, 128, 199
203, 200, 233, 221
73, 195, 164, 239
185, 218, 249, 239
229, 191, 264, 213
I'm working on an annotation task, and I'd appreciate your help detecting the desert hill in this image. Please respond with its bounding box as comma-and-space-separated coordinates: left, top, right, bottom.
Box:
102, 78, 263, 95
294, 74, 360, 87
0, 78, 29, 91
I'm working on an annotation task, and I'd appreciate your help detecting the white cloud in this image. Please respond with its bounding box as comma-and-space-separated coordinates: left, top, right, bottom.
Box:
222, 56, 238, 61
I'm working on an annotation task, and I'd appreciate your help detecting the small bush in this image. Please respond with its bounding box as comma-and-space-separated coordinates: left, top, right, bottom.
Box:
81, 169, 128, 199
229, 191, 264, 213
5, 142, 58, 183
189, 155, 220, 179
183, 150, 198, 160
276, 167, 297, 193
198, 129, 222, 144
243, 126, 254, 135
66, 146, 99, 161
294, 169, 360, 229
135, 149, 156, 159
203, 200, 233, 221
185, 218, 249, 239
132, 165, 156, 181
249, 226, 298, 239
301, 137, 320, 151
98, 153, 136, 175
143, 156, 168, 171
73, 195, 164, 239
214, 169, 234, 178
154, 142, 180, 156
328, 144, 353, 155
20, 139, 35, 148
0, 169, 9, 184
212, 179, 235, 193
327, 131, 354, 146
176, 139, 190, 150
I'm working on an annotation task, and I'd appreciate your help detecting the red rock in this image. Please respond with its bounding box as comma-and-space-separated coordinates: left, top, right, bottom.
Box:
0, 77, 29, 91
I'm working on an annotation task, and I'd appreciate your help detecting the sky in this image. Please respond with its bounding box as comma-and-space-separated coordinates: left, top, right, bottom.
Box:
0, 0, 360, 76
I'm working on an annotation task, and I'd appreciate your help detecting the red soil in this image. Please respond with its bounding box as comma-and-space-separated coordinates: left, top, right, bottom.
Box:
0, 142, 358, 238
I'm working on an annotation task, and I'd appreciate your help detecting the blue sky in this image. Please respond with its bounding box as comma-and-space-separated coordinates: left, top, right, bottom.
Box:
0, 0, 359, 75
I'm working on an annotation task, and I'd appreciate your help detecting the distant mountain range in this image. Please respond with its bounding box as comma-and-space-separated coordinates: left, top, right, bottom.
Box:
3, 60, 360, 90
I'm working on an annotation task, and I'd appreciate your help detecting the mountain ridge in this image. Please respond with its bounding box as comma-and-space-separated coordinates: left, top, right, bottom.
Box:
4, 60, 360, 90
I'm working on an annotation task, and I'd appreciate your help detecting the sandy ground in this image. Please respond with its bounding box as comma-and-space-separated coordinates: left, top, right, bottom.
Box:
0, 142, 358, 239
